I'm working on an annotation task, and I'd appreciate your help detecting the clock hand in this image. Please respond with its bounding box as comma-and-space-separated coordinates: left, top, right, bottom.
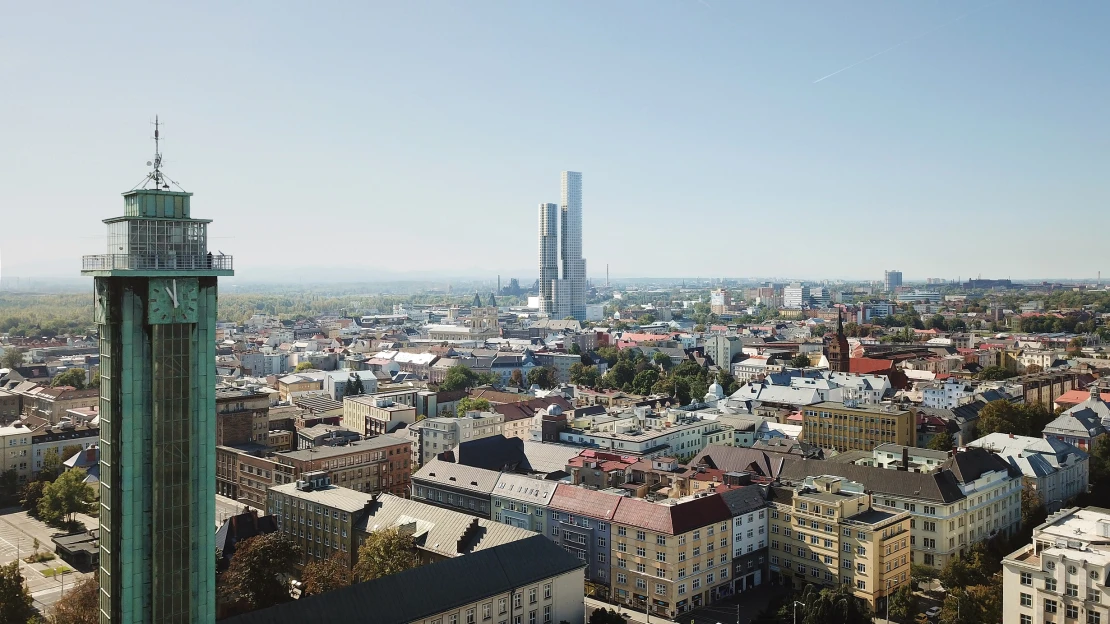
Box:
166, 286, 179, 308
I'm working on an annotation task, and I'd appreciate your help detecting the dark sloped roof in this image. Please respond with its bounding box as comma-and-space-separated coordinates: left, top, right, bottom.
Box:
940, 447, 1020, 483
718, 486, 766, 516
449, 435, 528, 472
222, 535, 584, 624
611, 494, 732, 535
689, 445, 785, 479
549, 484, 624, 520
777, 459, 965, 504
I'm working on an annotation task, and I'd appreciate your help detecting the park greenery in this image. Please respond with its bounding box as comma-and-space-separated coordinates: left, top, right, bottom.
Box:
47, 574, 99, 624
300, 551, 352, 596
455, 397, 491, 414
217, 532, 301, 616
353, 527, 421, 582
973, 399, 1055, 438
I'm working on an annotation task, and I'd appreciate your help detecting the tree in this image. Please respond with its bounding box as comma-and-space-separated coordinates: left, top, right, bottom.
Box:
20, 481, 46, 514
508, 369, 524, 388
87, 366, 100, 389
353, 527, 421, 582
60, 445, 85, 463
38, 468, 96, 525
652, 351, 673, 371
632, 369, 659, 395
346, 373, 365, 397
456, 397, 491, 415
527, 366, 558, 390
910, 563, 938, 591
1, 347, 25, 370
715, 369, 739, 395
789, 353, 812, 368
887, 584, 918, 622
977, 365, 1013, 381
1089, 435, 1110, 487
0, 561, 35, 624
568, 343, 582, 355
602, 360, 635, 391
475, 372, 501, 387
595, 346, 620, 367
293, 361, 315, 372
47, 574, 98, 624
798, 583, 872, 624
1018, 488, 1048, 544
975, 400, 1024, 436
217, 532, 301, 614
569, 363, 599, 388
439, 365, 478, 392
39, 448, 63, 482
0, 469, 18, 505
927, 432, 954, 452
812, 324, 828, 337
300, 550, 352, 596
587, 608, 627, 624
51, 368, 86, 390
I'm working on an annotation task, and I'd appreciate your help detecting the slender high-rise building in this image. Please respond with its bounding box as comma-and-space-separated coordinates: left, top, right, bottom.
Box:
558, 171, 587, 321
82, 122, 230, 624
538, 202, 558, 315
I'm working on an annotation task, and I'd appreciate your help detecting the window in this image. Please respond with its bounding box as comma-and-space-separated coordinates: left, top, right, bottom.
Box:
618, 526, 627, 536
636, 579, 646, 590
857, 563, 866, 573
656, 568, 666, 578
483, 603, 492, 620
637, 530, 647, 541
856, 580, 865, 590
706, 572, 714, 584
514, 592, 522, 609
1066, 605, 1078, 620
1088, 589, 1101, 603
1020, 616, 1031, 624
467, 608, 476, 624
1020, 593, 1031, 607
678, 583, 686, 595
656, 552, 666, 562
636, 563, 646, 573
617, 573, 627, 585
657, 535, 667, 546
1044, 598, 1057, 614
543, 606, 551, 624
1020, 572, 1033, 586
692, 578, 701, 590
1066, 582, 1079, 597
655, 583, 666, 595
529, 588, 537, 604
498, 598, 507, 614
636, 547, 646, 557
1088, 613, 1101, 624
1045, 577, 1057, 592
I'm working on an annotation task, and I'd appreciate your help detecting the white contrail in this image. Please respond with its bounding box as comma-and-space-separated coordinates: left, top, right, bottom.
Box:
813, 0, 1006, 84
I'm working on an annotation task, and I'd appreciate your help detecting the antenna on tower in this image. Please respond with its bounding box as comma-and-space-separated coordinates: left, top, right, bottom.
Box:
136, 115, 185, 192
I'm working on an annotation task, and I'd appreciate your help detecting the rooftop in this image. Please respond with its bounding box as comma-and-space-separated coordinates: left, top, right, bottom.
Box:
278, 433, 409, 462
269, 482, 375, 513
810, 401, 911, 415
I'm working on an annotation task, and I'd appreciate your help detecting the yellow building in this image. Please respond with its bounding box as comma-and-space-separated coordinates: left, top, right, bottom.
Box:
767, 475, 911, 612
610, 493, 735, 619
801, 401, 915, 452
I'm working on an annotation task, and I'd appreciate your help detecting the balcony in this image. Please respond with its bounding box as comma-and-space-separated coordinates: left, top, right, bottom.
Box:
82, 253, 233, 272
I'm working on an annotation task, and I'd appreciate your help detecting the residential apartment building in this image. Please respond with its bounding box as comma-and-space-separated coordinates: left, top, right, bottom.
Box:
0, 422, 33, 484
968, 433, 1089, 512
0, 390, 20, 421
411, 459, 498, 519
272, 433, 411, 497
342, 394, 418, 437
533, 352, 584, 385
610, 493, 735, 618
492, 472, 557, 533
766, 475, 912, 611
720, 487, 769, 594
268, 473, 376, 568
31, 421, 98, 476
703, 335, 742, 368
801, 401, 916, 452
547, 484, 623, 598
922, 379, 975, 409
216, 387, 270, 446
222, 536, 586, 624
558, 414, 733, 460
18, 385, 99, 424
1003, 506, 1110, 624
407, 412, 505, 467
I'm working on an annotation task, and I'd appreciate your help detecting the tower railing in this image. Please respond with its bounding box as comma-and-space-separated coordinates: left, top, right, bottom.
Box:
82, 254, 233, 271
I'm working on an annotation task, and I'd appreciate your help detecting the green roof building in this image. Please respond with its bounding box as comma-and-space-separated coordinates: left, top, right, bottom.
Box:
83, 127, 231, 624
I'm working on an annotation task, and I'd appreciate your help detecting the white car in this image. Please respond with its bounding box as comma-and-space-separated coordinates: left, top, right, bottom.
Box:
925, 606, 942, 618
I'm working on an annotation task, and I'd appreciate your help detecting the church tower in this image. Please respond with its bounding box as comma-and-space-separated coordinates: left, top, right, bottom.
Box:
826, 313, 850, 373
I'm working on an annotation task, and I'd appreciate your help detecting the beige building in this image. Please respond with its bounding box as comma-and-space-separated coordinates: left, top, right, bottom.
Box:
801, 401, 916, 452
1003, 506, 1110, 624
407, 412, 504, 468
343, 394, 418, 437
767, 475, 912, 611
610, 493, 735, 619
276, 374, 323, 402
18, 385, 99, 424
0, 422, 33, 484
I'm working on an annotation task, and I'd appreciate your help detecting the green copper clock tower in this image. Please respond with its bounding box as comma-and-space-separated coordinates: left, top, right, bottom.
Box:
82, 121, 232, 624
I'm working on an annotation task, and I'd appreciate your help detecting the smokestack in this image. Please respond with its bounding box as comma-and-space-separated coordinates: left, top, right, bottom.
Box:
900, 446, 909, 471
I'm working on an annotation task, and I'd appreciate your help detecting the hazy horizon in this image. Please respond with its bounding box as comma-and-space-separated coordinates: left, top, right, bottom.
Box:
3, 2, 1108, 280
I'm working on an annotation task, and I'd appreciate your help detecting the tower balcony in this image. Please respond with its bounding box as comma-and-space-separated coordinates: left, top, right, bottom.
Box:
81, 253, 233, 277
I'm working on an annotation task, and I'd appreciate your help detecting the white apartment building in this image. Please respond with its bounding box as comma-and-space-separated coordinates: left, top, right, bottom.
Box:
783, 284, 810, 309
408, 412, 505, 467
559, 415, 733, 460
968, 433, 1089, 511
922, 379, 976, 409
1003, 507, 1110, 624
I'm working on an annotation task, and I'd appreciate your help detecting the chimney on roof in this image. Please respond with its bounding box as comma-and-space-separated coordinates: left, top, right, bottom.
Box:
900, 446, 909, 471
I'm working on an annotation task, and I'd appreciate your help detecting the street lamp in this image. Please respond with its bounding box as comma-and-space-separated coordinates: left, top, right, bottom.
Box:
793, 600, 806, 624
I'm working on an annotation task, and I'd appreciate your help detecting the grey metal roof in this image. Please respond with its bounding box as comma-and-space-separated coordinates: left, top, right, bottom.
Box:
777, 459, 966, 504
269, 482, 376, 513
278, 432, 409, 461
414, 459, 501, 495
718, 486, 766, 516
221, 535, 584, 624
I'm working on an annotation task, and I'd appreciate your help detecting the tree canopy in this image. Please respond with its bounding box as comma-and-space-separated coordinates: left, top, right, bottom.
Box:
217, 532, 301, 615
300, 551, 352, 596
977, 365, 1014, 381
293, 361, 315, 372
926, 432, 954, 452
346, 373, 365, 397
38, 468, 97, 525
789, 353, 812, 368
527, 366, 558, 390
1, 347, 26, 370
439, 365, 478, 392
975, 400, 1054, 437
0, 561, 34, 624
569, 363, 599, 388
796, 583, 872, 624
51, 368, 86, 389
353, 527, 421, 582
456, 397, 491, 415
47, 574, 99, 624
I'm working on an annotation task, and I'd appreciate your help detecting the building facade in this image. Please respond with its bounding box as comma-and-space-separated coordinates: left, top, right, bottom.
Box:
801, 401, 915, 452
1002, 506, 1110, 624
539, 172, 587, 321
82, 162, 233, 623
273, 433, 411, 497
538, 202, 559, 316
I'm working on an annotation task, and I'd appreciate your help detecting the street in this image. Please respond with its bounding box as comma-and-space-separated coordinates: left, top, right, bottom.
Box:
0, 507, 95, 613
585, 587, 782, 624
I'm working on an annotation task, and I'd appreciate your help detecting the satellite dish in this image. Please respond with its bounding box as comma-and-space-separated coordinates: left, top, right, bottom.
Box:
147, 161, 153, 166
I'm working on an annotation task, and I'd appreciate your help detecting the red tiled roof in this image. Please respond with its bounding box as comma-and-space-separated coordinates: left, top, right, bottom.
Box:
848, 358, 895, 374
611, 494, 732, 535
548, 484, 624, 520
1055, 389, 1110, 406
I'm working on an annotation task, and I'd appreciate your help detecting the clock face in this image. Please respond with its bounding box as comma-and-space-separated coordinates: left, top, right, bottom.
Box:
147, 277, 200, 324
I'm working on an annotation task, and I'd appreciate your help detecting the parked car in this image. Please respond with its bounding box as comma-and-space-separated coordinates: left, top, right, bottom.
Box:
925, 606, 942, 619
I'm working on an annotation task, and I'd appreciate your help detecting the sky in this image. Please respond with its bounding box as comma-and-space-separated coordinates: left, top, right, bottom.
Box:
2, 1, 1108, 284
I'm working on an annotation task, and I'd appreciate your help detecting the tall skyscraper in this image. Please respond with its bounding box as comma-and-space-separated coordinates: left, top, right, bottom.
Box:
538, 202, 558, 315
537, 172, 587, 320
82, 124, 231, 624
884, 270, 903, 292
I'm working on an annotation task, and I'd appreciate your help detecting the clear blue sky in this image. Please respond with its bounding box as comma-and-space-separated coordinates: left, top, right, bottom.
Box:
2, 1, 1107, 283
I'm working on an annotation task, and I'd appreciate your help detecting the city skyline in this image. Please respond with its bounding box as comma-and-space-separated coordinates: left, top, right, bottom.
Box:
539, 172, 587, 320
2, 2, 1109, 280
